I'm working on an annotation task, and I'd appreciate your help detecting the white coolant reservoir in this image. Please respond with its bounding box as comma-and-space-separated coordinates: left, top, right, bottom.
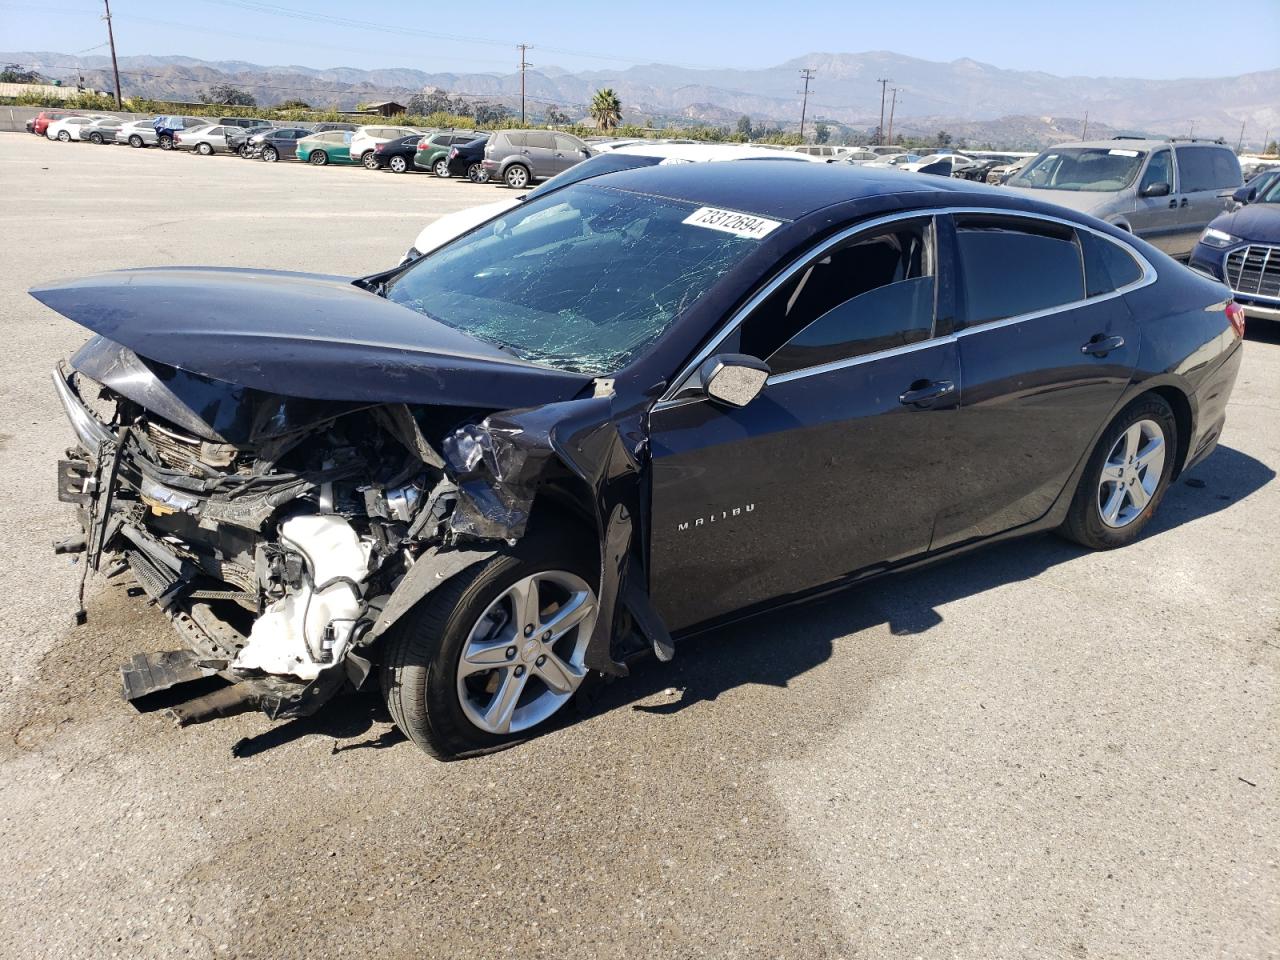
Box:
232, 514, 373, 680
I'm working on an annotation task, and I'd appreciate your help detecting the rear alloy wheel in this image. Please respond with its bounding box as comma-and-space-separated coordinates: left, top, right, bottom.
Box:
128, 134, 143, 148
1060, 394, 1177, 549
362, 151, 379, 170
504, 163, 530, 189
433, 158, 451, 178
309, 150, 328, 166
381, 546, 598, 760
88, 132, 103, 144
57, 130, 71, 142
262, 145, 278, 162
389, 155, 408, 173
196, 142, 213, 156
159, 134, 173, 150
467, 162, 488, 183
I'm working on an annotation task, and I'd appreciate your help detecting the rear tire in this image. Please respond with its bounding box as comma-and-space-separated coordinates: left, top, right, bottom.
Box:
466, 162, 487, 183
504, 163, 530, 189
1059, 394, 1178, 550
196, 142, 213, 156
433, 158, 450, 177
262, 145, 278, 162
128, 134, 143, 148
57, 130, 71, 142
89, 132, 103, 144
159, 134, 174, 150
309, 150, 328, 166
390, 155, 408, 173
380, 543, 598, 760
361, 151, 379, 169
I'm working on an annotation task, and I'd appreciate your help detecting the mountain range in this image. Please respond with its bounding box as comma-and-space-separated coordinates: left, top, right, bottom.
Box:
6, 50, 1277, 148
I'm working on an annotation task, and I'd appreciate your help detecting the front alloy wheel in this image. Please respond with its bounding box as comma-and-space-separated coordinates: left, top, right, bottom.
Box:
381, 547, 598, 760
309, 150, 328, 165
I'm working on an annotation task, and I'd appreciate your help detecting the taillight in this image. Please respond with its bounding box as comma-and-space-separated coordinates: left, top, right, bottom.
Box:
449, 147, 458, 158
417, 141, 429, 151
1225, 301, 1246, 338
173, 135, 181, 143
375, 143, 384, 152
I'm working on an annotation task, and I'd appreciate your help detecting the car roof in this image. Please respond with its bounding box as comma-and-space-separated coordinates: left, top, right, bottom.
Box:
1050, 138, 1228, 151
609, 142, 818, 163
575, 159, 996, 221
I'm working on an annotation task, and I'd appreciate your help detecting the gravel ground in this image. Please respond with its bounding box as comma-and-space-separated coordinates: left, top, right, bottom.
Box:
0, 133, 1276, 960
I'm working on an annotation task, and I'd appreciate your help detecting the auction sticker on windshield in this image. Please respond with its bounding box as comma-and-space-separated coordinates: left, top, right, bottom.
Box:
683, 206, 782, 240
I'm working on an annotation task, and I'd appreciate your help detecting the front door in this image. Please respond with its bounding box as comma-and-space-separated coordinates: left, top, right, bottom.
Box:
932, 214, 1141, 547
648, 216, 962, 633
1128, 148, 1183, 255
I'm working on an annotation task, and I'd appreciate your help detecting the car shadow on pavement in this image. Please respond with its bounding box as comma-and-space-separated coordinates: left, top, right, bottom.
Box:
593, 442, 1274, 721
237, 444, 1271, 756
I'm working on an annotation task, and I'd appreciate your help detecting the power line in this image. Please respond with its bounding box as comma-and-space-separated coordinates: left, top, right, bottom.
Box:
797, 68, 815, 140
518, 43, 531, 125
101, 0, 122, 107
876, 77, 892, 144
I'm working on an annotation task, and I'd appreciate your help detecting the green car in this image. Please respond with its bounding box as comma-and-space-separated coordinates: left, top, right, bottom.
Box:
414, 130, 485, 176
295, 130, 356, 165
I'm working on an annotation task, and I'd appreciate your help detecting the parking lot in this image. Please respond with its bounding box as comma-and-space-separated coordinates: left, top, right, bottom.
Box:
0, 133, 1276, 959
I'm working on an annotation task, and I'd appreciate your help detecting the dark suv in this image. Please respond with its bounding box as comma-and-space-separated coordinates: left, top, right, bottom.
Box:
482, 130, 594, 188
1007, 137, 1242, 259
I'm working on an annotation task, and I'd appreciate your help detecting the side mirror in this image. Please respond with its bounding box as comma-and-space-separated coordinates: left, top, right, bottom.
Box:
691, 354, 770, 408
1140, 181, 1171, 198
1232, 186, 1256, 205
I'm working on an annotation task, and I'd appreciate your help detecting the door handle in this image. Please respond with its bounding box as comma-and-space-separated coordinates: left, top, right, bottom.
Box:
1168, 198, 1178, 208
1081, 334, 1125, 357
899, 379, 955, 407
1179, 198, 1189, 207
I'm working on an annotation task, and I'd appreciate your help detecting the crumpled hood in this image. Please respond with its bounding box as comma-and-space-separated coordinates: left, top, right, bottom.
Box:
1207, 202, 1280, 243
30, 266, 592, 410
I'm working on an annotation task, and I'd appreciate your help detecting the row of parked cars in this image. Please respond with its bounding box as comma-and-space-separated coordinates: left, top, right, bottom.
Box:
27, 108, 1278, 323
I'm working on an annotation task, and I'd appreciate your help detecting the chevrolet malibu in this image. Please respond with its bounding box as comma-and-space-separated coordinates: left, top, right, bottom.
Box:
33, 163, 1244, 760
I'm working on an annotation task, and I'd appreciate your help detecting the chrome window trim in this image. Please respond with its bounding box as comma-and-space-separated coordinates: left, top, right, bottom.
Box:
654, 205, 1157, 409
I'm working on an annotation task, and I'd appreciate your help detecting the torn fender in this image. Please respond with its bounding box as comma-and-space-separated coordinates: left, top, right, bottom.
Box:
366, 546, 498, 641
440, 394, 664, 676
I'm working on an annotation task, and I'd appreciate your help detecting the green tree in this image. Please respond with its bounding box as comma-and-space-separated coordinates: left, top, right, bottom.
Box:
546, 105, 571, 126
200, 84, 256, 107
1267, 140, 1279, 156
814, 122, 830, 144
736, 115, 753, 138
590, 88, 622, 132
275, 98, 311, 110
936, 129, 952, 147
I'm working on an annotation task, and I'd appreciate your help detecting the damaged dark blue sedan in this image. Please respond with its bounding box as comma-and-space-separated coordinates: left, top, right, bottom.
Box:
33, 162, 1244, 759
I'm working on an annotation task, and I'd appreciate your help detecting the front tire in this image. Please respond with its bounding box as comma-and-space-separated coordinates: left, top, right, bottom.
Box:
308, 149, 328, 166
504, 163, 530, 189
1059, 394, 1177, 549
381, 545, 598, 760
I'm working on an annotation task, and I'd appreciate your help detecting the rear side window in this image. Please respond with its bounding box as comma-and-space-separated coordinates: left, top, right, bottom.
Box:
527, 132, 557, 149
501, 132, 526, 148
740, 219, 936, 374
1176, 147, 1239, 192
1079, 230, 1144, 297
956, 216, 1084, 326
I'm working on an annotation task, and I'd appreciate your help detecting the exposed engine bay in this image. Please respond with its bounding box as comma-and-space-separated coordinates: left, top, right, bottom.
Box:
52, 334, 663, 728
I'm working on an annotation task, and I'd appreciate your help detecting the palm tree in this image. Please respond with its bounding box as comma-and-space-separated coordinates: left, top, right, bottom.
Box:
590, 88, 622, 132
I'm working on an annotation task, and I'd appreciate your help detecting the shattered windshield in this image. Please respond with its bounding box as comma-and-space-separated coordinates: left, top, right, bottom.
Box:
384, 183, 766, 374
1010, 147, 1146, 192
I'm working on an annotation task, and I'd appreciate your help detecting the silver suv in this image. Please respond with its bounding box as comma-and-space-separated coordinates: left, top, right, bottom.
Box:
1006, 137, 1242, 259
482, 130, 594, 188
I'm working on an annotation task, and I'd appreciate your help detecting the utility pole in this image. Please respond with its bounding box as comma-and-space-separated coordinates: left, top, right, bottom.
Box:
876, 77, 892, 144
102, 0, 122, 107
517, 43, 531, 125
797, 68, 815, 140
886, 87, 899, 146
1236, 121, 1246, 153
1081, 110, 1089, 140
1188, 120, 1196, 139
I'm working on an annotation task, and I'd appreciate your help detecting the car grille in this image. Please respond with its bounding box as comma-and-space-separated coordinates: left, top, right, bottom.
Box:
143, 421, 237, 475
1224, 244, 1280, 301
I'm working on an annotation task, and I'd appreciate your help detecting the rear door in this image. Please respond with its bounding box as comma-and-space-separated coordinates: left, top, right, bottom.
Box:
524, 132, 559, 177
932, 214, 1143, 548
649, 215, 962, 631
1173, 146, 1242, 256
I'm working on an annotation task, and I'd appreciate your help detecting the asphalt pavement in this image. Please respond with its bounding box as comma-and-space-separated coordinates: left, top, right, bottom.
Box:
0, 134, 1275, 960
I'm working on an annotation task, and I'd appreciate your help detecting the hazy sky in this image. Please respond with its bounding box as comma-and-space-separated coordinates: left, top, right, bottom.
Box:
2, 0, 1277, 79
